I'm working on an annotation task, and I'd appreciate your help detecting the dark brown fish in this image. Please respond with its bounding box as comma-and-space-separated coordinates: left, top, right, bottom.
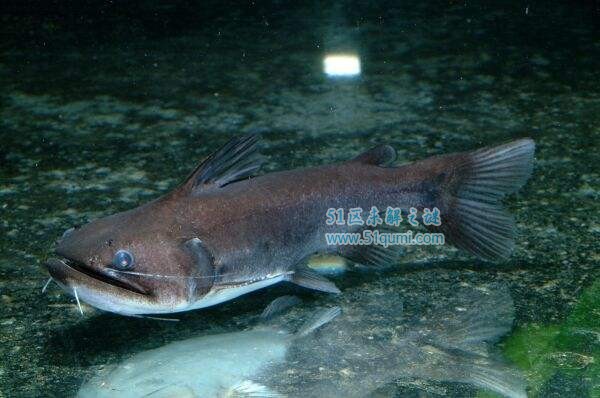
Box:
44, 135, 534, 315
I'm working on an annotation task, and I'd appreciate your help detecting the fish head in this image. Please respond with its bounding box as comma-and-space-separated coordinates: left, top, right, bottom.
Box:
44, 198, 214, 315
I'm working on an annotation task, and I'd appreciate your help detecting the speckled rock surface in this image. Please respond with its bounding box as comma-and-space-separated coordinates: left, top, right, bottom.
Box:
0, 1, 598, 397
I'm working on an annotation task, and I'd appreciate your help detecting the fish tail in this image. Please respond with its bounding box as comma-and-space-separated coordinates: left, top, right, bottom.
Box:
412, 285, 526, 398
419, 345, 527, 398
427, 138, 535, 261
424, 284, 515, 350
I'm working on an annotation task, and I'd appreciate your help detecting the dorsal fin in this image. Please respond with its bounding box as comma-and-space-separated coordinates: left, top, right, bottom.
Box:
183, 134, 265, 194
352, 144, 396, 166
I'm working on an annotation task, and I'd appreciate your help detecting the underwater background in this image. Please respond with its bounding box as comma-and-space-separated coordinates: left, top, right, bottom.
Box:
0, 0, 599, 396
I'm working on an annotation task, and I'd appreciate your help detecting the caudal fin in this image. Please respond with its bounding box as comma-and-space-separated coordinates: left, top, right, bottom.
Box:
422, 284, 515, 353
414, 285, 526, 398
465, 362, 528, 398
434, 139, 535, 261
419, 345, 527, 398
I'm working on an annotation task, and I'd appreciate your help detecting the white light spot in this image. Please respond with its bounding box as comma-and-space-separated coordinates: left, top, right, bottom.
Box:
324, 54, 361, 77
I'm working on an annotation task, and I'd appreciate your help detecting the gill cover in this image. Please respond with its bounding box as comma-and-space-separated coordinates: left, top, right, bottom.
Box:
184, 238, 215, 300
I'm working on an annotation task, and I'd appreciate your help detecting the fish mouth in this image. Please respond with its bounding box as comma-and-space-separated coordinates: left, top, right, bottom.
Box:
45, 258, 147, 296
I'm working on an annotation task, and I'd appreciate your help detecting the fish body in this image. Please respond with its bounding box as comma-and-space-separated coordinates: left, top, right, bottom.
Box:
78, 330, 288, 398
77, 285, 526, 398
77, 301, 340, 398
45, 135, 534, 315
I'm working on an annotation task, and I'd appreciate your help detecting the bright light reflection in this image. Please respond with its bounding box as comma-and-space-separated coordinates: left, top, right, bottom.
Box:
324, 54, 361, 77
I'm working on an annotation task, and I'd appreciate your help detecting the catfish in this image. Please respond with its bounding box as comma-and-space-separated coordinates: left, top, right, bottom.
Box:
44, 135, 534, 315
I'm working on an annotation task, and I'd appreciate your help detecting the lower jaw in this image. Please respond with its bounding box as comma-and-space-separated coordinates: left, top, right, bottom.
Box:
56, 282, 162, 316
46, 257, 146, 295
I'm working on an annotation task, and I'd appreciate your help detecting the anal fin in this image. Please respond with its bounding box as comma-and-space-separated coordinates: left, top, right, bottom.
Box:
295, 306, 341, 338
260, 295, 302, 321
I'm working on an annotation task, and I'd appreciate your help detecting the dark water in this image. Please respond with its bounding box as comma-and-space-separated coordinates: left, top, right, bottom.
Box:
0, 1, 598, 397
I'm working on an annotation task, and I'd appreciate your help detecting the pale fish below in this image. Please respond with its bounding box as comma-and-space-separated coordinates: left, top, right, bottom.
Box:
77, 284, 526, 398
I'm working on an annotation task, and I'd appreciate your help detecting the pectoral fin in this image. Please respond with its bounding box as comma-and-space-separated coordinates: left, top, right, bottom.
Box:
295, 306, 341, 338
286, 265, 340, 294
260, 295, 302, 321
225, 380, 284, 397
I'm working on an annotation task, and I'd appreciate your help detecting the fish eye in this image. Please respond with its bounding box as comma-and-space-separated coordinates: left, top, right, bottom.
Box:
112, 249, 135, 270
